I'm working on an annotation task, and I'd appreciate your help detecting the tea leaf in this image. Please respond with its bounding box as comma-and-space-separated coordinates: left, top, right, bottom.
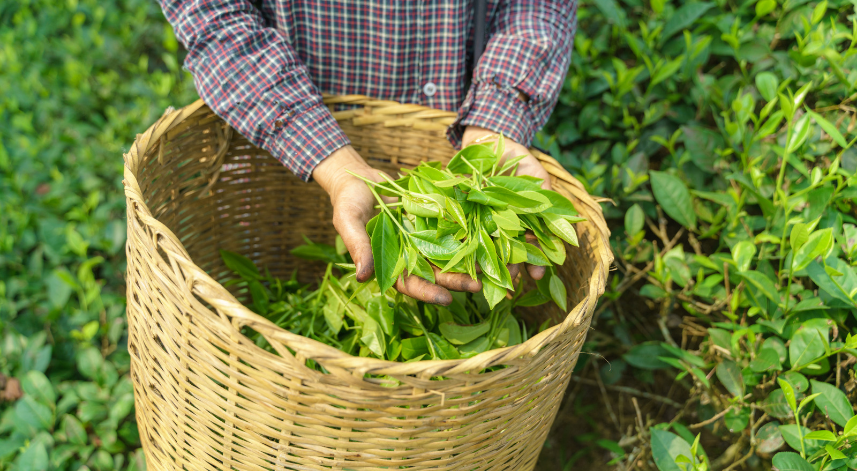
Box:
650, 171, 697, 229
439, 322, 490, 345
810, 380, 854, 427
371, 212, 401, 293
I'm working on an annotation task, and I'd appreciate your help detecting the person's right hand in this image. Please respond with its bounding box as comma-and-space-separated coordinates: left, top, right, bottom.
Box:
312, 146, 481, 306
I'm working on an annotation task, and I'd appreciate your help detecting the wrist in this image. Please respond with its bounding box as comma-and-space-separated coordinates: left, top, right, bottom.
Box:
312, 145, 372, 196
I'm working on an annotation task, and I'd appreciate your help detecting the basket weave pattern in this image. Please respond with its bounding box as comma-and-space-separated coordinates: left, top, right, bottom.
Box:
123, 96, 613, 470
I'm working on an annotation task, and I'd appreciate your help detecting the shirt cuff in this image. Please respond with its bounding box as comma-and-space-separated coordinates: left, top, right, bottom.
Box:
264, 103, 351, 182
446, 80, 537, 150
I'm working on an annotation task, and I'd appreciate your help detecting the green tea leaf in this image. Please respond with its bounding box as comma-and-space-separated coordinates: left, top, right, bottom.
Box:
625, 204, 644, 235
715, 359, 744, 397
738, 270, 780, 302
777, 378, 798, 413
291, 241, 346, 264
792, 228, 833, 272
749, 347, 782, 372
447, 144, 497, 174
730, 240, 756, 272
15, 442, 48, 471
549, 274, 568, 311
650, 429, 694, 471
803, 430, 836, 441
786, 114, 811, 153
439, 321, 490, 345
410, 252, 437, 283
650, 171, 697, 229
444, 197, 467, 228
779, 424, 824, 455
543, 212, 579, 246
323, 296, 343, 334
481, 276, 507, 310
789, 223, 810, 252
403, 194, 443, 218
62, 414, 88, 446
492, 209, 524, 231
401, 337, 429, 360
476, 228, 503, 282
825, 444, 847, 460
810, 380, 854, 427
15, 396, 53, 431
220, 249, 261, 280
21, 371, 55, 407
367, 296, 396, 336
756, 422, 784, 454
428, 333, 461, 359
509, 238, 528, 264
487, 175, 542, 192
755, 72, 779, 101
409, 231, 462, 260
789, 327, 826, 368
662, 2, 714, 40
440, 237, 476, 274
536, 190, 583, 221
771, 452, 813, 471
372, 212, 401, 293
360, 316, 386, 357
808, 110, 847, 148
514, 289, 550, 307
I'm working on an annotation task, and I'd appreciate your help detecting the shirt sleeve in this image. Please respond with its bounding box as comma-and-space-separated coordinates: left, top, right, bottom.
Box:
447, 0, 577, 149
158, 0, 350, 181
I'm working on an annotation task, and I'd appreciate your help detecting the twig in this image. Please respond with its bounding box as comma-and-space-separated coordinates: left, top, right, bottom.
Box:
690, 406, 733, 429
593, 365, 622, 432
710, 437, 746, 470
723, 446, 755, 471
570, 377, 683, 408
632, 396, 645, 434
593, 229, 685, 318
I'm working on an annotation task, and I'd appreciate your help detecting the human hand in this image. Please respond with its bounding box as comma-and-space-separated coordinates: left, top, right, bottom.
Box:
462, 125, 552, 281
313, 146, 481, 305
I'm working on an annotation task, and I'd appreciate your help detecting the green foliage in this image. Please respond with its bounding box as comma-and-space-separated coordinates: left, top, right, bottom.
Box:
220, 238, 545, 364
3, 0, 857, 468
537, 0, 857, 466
355, 140, 584, 310
0, 0, 197, 469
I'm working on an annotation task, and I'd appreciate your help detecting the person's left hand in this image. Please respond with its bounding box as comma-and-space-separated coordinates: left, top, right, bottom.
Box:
462, 125, 552, 282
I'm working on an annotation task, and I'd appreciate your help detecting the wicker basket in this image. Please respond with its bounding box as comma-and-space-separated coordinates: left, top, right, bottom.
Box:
123, 96, 613, 471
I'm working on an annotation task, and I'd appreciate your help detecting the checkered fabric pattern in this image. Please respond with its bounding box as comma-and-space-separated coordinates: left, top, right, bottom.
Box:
158, 0, 577, 181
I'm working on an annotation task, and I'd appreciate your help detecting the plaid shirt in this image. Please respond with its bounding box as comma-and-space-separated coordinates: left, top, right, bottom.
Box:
159, 0, 577, 181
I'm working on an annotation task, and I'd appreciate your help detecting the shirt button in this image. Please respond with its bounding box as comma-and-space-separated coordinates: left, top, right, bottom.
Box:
423, 82, 437, 97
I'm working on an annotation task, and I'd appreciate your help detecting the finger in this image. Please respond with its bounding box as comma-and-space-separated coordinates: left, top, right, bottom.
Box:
516, 155, 552, 190
524, 232, 547, 280
431, 265, 481, 292
508, 263, 521, 281
395, 274, 452, 306
333, 207, 375, 283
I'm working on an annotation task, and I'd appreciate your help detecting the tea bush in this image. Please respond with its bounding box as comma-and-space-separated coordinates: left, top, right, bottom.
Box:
0, 1, 196, 469
0, 0, 855, 468
536, 0, 857, 467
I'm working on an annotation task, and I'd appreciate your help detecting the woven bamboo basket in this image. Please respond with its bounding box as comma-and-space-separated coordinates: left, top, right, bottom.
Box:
123, 96, 613, 471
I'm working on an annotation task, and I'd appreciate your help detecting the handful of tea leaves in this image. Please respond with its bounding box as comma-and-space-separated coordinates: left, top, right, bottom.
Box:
352, 137, 584, 310
220, 238, 555, 364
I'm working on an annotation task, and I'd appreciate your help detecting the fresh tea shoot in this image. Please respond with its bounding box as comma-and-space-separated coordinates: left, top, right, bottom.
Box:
351, 137, 585, 311
220, 238, 554, 365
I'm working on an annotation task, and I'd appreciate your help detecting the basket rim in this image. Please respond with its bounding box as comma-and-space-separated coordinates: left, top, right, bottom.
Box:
123, 97, 614, 378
